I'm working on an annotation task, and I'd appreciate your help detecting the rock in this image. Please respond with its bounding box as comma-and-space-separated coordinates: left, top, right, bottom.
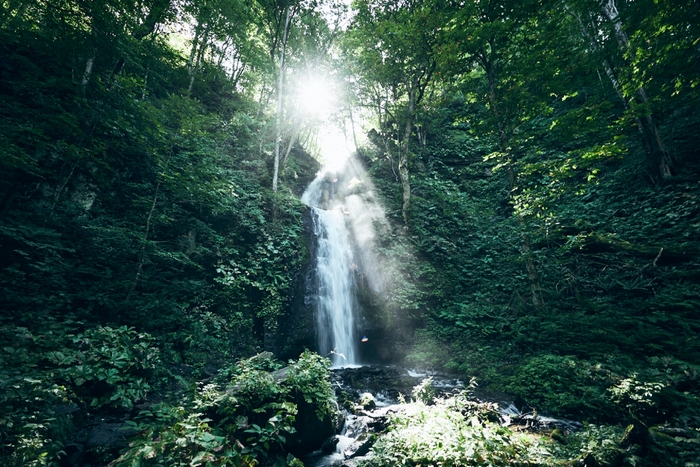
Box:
343, 433, 375, 459
581, 453, 599, 467
359, 392, 376, 410
322, 435, 340, 454
550, 427, 566, 444
289, 399, 336, 454
343, 414, 370, 438
335, 410, 346, 433
330, 456, 372, 467
271, 366, 289, 382
75, 416, 139, 465
248, 351, 275, 365
86, 421, 134, 449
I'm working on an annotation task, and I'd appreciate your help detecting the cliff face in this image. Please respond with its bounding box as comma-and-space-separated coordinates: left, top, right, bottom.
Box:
265, 208, 318, 361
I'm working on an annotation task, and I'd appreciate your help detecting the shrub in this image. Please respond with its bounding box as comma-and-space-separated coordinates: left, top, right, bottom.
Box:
369, 394, 551, 467
506, 355, 614, 419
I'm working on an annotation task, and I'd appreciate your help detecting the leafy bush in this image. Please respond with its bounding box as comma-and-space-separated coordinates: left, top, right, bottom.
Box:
506, 355, 614, 419
411, 376, 436, 405
283, 350, 335, 421
369, 394, 551, 467
112, 352, 333, 466
609, 374, 666, 420
0, 325, 160, 466
112, 401, 299, 467
51, 326, 160, 409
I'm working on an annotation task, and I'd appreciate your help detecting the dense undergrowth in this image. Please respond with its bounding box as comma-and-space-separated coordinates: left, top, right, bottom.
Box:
366, 381, 700, 467
356, 93, 700, 464
109, 351, 334, 467
0, 2, 321, 464
343, 4, 700, 465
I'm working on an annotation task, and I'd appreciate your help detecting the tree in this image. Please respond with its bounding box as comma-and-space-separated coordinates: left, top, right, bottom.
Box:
253, 0, 314, 192
564, 0, 676, 180
444, 0, 547, 308
346, 0, 448, 224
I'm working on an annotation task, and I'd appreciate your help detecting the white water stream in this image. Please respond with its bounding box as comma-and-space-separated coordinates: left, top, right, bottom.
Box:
302, 172, 359, 367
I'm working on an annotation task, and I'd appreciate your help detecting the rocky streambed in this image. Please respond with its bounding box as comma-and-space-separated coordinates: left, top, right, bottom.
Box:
304, 365, 583, 467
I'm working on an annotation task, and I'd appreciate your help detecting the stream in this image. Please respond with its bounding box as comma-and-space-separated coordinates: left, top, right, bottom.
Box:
303, 365, 583, 467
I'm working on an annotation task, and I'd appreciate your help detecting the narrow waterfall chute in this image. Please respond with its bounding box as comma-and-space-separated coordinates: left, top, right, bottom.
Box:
301, 127, 390, 367
310, 205, 358, 367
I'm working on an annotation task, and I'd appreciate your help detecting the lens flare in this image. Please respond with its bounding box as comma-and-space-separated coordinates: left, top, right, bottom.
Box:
295, 75, 335, 118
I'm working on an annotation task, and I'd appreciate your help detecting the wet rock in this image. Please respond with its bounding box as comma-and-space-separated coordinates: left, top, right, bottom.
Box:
329, 456, 372, 467
289, 400, 336, 454
267, 209, 318, 361
322, 435, 340, 454
343, 432, 375, 459
499, 402, 583, 432
359, 392, 376, 410
335, 410, 346, 433
343, 414, 370, 438
85, 419, 136, 449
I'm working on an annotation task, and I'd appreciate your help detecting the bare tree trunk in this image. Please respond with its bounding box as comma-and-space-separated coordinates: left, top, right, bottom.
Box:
230, 50, 246, 87
141, 65, 149, 100
569, 1, 673, 179
188, 20, 211, 94
188, 26, 201, 73
122, 150, 173, 314
281, 121, 303, 166
50, 163, 76, 212
272, 7, 292, 192
81, 48, 97, 97
189, 23, 211, 94
600, 1, 674, 179
484, 50, 515, 189
399, 86, 416, 225
482, 45, 544, 309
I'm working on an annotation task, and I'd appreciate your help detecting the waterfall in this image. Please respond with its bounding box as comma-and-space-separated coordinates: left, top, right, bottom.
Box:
302, 171, 359, 367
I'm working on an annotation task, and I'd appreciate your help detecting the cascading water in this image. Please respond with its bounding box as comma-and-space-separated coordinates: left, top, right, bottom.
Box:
302, 172, 360, 367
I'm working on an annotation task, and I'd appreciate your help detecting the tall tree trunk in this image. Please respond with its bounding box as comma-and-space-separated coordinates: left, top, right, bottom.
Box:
188, 21, 211, 94
569, 1, 673, 180
141, 65, 149, 100
482, 45, 544, 310
600, 0, 673, 179
399, 86, 416, 225
272, 7, 292, 192
122, 149, 173, 317
81, 48, 96, 97
483, 48, 515, 188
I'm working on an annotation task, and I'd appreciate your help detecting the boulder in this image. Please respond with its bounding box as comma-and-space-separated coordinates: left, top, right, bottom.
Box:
322, 435, 340, 454
343, 432, 375, 459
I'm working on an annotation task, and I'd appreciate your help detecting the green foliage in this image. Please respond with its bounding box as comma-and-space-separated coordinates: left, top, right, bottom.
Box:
0, 325, 160, 465
53, 326, 160, 409
1, 1, 699, 467
411, 376, 435, 405
609, 375, 666, 418
370, 388, 700, 467
283, 350, 335, 421
113, 352, 331, 467
113, 405, 241, 467
369, 393, 551, 467
506, 355, 614, 420
354, 1, 700, 441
